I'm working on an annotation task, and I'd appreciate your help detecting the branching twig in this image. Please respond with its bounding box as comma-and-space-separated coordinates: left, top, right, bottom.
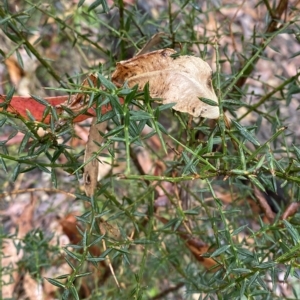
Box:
225, 0, 290, 97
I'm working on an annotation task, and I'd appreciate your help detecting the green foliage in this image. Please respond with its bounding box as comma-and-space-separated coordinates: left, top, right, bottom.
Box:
1, 0, 300, 299
18, 230, 60, 279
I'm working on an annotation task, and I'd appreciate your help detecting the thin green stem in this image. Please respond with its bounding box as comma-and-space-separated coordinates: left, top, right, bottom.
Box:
25, 1, 111, 55
222, 21, 293, 100
118, 0, 126, 60
0, 6, 65, 86
237, 72, 300, 121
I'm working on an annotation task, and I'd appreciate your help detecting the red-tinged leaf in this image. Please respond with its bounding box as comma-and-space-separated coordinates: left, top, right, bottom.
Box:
0, 95, 120, 124
0, 95, 69, 123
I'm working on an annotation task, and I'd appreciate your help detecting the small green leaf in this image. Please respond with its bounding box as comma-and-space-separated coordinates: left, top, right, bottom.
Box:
283, 220, 300, 244
158, 103, 176, 111
37, 165, 51, 174
0, 157, 8, 173
103, 125, 124, 138
221, 99, 243, 106
77, 0, 85, 7
75, 272, 92, 278
88, 0, 102, 11
239, 144, 246, 170
183, 209, 200, 215
113, 247, 130, 254
210, 245, 230, 257
231, 268, 252, 274
45, 277, 65, 289
98, 73, 116, 90
56, 274, 70, 279
12, 163, 21, 181
249, 175, 266, 192
248, 272, 260, 288
0, 117, 7, 127
232, 225, 248, 236
0, 15, 11, 25
254, 155, 265, 171
100, 248, 113, 258
232, 120, 260, 146
16, 49, 24, 69
26, 109, 36, 121
6, 86, 16, 101
64, 248, 82, 261
199, 97, 218, 106
255, 261, 276, 269
88, 234, 105, 247
86, 256, 106, 262
18, 132, 31, 155
129, 111, 152, 121
70, 285, 80, 300
64, 256, 76, 271
60, 105, 76, 117
41, 105, 51, 121
293, 144, 300, 161
101, 0, 109, 13
31, 94, 50, 106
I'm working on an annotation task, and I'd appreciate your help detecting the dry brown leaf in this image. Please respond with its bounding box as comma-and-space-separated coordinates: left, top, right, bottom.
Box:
112, 48, 219, 119
84, 117, 107, 196
183, 235, 219, 270
281, 202, 300, 220
253, 186, 276, 223
5, 56, 25, 86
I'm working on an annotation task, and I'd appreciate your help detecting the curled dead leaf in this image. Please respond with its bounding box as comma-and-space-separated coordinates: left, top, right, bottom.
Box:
253, 186, 276, 223
112, 48, 219, 119
281, 202, 300, 220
